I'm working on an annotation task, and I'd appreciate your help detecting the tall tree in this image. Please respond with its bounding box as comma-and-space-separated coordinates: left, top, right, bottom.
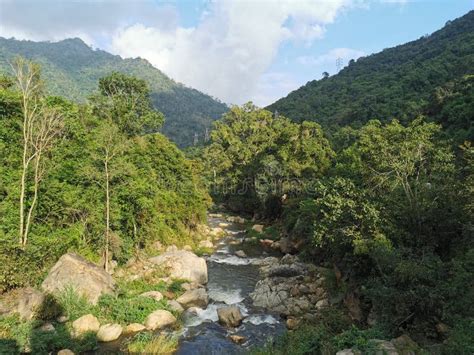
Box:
11, 57, 64, 247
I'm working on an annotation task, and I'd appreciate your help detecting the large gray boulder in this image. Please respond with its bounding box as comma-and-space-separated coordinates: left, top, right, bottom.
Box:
149, 250, 208, 284
41, 253, 116, 304
217, 306, 243, 327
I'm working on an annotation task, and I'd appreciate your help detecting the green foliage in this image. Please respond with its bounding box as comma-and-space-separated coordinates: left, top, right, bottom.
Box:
268, 11, 474, 142
0, 315, 98, 354
0, 37, 228, 147
203, 103, 334, 217
97, 294, 167, 325
332, 326, 386, 352
442, 320, 474, 355
0, 64, 209, 291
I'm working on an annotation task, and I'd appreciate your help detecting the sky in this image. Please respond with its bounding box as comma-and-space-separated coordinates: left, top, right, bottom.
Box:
0, 0, 472, 106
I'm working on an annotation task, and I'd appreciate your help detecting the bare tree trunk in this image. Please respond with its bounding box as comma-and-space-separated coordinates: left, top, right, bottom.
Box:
104, 155, 110, 272
23, 151, 42, 247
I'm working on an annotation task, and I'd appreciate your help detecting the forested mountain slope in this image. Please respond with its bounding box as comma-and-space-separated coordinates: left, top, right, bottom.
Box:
268, 10, 474, 141
0, 37, 228, 147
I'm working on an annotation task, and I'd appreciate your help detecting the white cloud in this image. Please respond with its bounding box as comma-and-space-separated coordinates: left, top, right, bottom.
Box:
110, 0, 355, 104
0, 0, 356, 104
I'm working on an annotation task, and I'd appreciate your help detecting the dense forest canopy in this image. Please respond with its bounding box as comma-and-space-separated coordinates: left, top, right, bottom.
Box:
267, 10, 474, 143
0, 37, 229, 147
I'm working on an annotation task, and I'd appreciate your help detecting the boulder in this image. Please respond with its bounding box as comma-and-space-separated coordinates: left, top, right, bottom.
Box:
39, 322, 55, 332
217, 306, 243, 327
391, 334, 419, 354
252, 224, 264, 233
16, 288, 45, 320
72, 314, 100, 337
235, 250, 247, 258
260, 239, 274, 248
176, 288, 208, 309
149, 250, 208, 284
227, 216, 246, 224
229, 334, 246, 344
57, 350, 75, 355
124, 323, 146, 334
199, 240, 214, 249
41, 253, 116, 304
145, 310, 177, 330
336, 350, 361, 355
139, 291, 163, 302
97, 323, 122, 342
279, 237, 294, 254
286, 317, 300, 330
168, 300, 184, 313
371, 340, 399, 355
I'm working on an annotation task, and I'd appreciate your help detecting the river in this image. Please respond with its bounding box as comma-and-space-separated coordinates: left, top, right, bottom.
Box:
177, 213, 285, 354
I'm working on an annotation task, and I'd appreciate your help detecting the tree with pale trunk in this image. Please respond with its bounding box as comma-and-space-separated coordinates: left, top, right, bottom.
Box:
11, 57, 64, 247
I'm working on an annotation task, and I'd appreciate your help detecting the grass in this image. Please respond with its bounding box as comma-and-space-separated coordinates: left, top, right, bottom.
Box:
0, 314, 97, 354
127, 332, 178, 354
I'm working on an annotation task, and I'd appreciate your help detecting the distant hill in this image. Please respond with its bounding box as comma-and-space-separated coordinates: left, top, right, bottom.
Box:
0, 37, 228, 147
267, 11, 474, 140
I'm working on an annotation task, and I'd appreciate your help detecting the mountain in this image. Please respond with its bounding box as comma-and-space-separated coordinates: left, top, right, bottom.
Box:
267, 11, 474, 140
0, 37, 228, 147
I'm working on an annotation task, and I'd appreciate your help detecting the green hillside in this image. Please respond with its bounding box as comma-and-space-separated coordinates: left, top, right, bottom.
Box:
0, 37, 228, 147
267, 11, 474, 141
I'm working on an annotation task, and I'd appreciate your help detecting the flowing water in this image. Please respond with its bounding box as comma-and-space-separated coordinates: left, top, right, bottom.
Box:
177, 214, 285, 354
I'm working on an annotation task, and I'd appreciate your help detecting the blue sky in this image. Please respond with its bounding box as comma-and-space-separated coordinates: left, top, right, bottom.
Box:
0, 0, 472, 105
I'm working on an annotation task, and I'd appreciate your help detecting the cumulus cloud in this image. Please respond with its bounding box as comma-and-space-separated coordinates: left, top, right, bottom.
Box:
0, 0, 355, 104
0, 0, 178, 44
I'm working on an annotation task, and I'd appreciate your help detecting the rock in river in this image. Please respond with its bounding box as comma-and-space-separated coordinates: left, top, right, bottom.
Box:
149, 250, 208, 284
217, 305, 244, 327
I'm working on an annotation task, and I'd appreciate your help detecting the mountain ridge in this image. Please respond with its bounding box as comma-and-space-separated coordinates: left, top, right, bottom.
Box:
0, 36, 228, 147
266, 10, 474, 140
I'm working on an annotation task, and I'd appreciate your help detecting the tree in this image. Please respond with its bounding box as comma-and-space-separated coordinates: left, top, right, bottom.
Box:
11, 57, 64, 247
91, 72, 164, 136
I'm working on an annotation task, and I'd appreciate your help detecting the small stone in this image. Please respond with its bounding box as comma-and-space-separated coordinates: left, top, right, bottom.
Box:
139, 291, 163, 302
252, 224, 264, 233
435, 322, 449, 335
217, 306, 243, 327
145, 310, 177, 330
124, 323, 146, 334
235, 250, 247, 258
97, 323, 122, 342
259, 239, 273, 247
57, 350, 75, 355
166, 245, 178, 252
57, 315, 69, 323
39, 322, 55, 332
168, 300, 184, 314
72, 314, 100, 337
316, 299, 329, 310
183, 245, 193, 251
286, 317, 300, 330
229, 334, 246, 344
